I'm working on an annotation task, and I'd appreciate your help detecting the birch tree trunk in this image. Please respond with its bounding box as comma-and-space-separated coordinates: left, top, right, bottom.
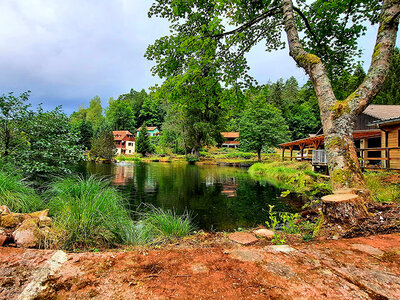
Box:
282, 0, 400, 219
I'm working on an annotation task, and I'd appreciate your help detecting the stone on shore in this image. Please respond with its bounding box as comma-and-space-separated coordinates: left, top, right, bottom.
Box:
12, 218, 41, 248
253, 229, 274, 239
0, 206, 11, 215
228, 232, 258, 245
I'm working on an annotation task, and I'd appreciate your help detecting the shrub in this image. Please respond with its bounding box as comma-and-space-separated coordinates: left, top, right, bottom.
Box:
47, 176, 135, 249
186, 154, 200, 163
0, 169, 44, 213
133, 205, 194, 244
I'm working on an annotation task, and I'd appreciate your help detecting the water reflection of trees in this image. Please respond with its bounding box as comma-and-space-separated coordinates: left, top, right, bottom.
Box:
85, 162, 302, 231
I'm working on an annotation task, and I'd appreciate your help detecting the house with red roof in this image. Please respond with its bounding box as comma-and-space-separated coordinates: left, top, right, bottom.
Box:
221, 132, 240, 148
113, 130, 136, 155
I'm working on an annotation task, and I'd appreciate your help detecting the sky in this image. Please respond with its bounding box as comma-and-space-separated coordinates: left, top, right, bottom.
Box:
0, 0, 396, 114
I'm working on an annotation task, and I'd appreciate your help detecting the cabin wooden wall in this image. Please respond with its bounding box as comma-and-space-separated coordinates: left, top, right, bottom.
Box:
381, 124, 400, 169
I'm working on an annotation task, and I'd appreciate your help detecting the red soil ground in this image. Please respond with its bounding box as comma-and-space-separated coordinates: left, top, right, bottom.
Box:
1, 233, 400, 299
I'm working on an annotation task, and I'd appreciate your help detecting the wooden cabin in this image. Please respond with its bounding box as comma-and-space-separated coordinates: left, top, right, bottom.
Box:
279, 105, 400, 171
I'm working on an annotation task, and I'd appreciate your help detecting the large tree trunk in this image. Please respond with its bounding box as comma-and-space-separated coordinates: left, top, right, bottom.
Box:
282, 0, 400, 223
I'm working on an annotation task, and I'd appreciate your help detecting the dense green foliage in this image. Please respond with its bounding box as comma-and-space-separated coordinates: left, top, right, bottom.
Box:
89, 129, 116, 160
0, 169, 44, 213
0, 92, 83, 179
374, 48, 400, 105
239, 101, 289, 160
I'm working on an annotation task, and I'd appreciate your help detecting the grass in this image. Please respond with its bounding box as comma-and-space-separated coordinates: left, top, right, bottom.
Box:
46, 175, 136, 249
249, 161, 400, 203
365, 172, 400, 203
0, 169, 45, 213
116, 154, 142, 162
132, 205, 194, 245
248, 161, 331, 195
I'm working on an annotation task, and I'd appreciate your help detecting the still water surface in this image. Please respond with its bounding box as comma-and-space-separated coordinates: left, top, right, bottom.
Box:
80, 162, 303, 231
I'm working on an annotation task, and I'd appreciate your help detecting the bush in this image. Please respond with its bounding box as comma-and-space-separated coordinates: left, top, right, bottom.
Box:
186, 154, 200, 163
133, 205, 194, 244
47, 176, 135, 249
0, 169, 44, 213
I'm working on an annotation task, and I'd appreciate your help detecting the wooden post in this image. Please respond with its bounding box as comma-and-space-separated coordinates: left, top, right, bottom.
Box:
299, 143, 305, 161
282, 147, 286, 161
289, 146, 294, 161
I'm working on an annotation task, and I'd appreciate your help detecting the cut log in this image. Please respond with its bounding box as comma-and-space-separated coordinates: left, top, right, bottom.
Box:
322, 194, 369, 225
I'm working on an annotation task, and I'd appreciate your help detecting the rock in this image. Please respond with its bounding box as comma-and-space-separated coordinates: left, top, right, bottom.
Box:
29, 209, 49, 218
253, 229, 274, 239
13, 218, 41, 248
0, 206, 11, 215
38, 216, 52, 228
351, 244, 384, 256
0, 213, 26, 228
0, 229, 7, 246
228, 232, 258, 245
264, 245, 296, 253
230, 249, 264, 262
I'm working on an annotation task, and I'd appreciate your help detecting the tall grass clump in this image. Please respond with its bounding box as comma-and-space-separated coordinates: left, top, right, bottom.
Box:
47, 175, 135, 249
365, 172, 400, 203
133, 205, 194, 244
0, 169, 44, 213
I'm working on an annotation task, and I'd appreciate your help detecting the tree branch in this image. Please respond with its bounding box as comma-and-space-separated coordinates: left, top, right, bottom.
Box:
351, 0, 400, 114
210, 6, 282, 39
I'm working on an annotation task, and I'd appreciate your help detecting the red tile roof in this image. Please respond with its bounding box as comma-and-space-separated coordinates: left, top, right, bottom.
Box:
221, 132, 239, 139
113, 130, 135, 141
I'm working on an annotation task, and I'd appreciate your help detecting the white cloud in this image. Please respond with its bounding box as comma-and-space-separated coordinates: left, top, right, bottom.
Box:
0, 1, 398, 113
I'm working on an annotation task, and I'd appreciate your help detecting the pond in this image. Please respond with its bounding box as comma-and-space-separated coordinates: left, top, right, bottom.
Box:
78, 162, 304, 231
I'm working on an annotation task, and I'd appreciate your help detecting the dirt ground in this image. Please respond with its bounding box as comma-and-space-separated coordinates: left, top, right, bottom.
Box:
1, 233, 400, 299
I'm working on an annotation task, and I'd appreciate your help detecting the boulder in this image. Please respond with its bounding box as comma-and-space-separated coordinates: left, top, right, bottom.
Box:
0, 213, 26, 228
0, 229, 7, 246
13, 218, 41, 248
29, 209, 49, 218
253, 229, 275, 239
38, 216, 52, 228
0, 206, 11, 215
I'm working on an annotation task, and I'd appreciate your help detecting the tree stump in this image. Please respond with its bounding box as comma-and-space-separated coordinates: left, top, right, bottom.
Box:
322, 194, 369, 225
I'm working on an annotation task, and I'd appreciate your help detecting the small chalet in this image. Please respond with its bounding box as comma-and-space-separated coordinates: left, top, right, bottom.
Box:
136, 126, 160, 137
279, 105, 400, 171
113, 130, 136, 155
221, 132, 240, 148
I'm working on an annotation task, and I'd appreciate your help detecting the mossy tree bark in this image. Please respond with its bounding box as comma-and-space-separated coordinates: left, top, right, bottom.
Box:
282, 0, 400, 195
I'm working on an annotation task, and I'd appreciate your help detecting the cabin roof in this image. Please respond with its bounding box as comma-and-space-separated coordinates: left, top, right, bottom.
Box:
279, 130, 382, 149
113, 130, 135, 141
221, 132, 239, 138
371, 117, 400, 127
363, 105, 400, 120
137, 126, 158, 131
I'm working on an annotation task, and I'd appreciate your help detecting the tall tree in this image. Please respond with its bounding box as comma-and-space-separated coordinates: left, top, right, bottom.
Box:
136, 123, 153, 156
0, 91, 30, 158
147, 0, 400, 221
240, 101, 289, 161
105, 97, 135, 131
86, 96, 104, 131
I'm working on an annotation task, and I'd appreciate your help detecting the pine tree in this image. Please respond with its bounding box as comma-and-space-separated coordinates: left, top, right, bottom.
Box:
136, 124, 152, 156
